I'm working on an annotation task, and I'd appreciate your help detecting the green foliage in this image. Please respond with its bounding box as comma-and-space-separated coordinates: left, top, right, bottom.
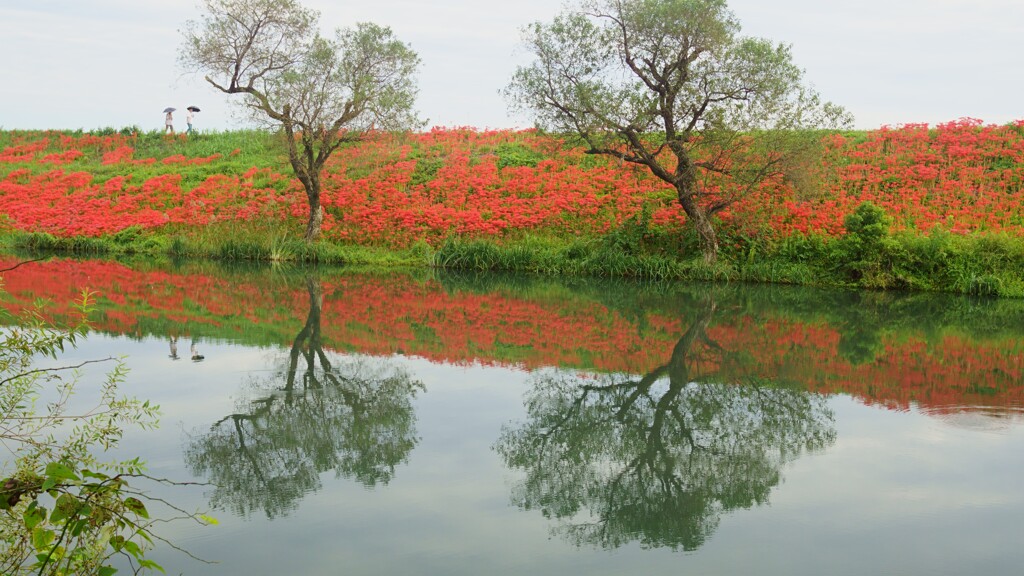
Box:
602, 205, 653, 256
91, 126, 141, 137
408, 157, 445, 187
13, 233, 112, 255
0, 284, 211, 574
833, 201, 895, 282
407, 239, 435, 264
494, 142, 545, 169
937, 234, 1024, 296
844, 201, 891, 246
730, 224, 1024, 297
434, 236, 733, 281
217, 238, 270, 261
112, 226, 146, 248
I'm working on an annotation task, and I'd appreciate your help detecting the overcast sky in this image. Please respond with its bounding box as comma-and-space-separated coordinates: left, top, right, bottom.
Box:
1, 0, 1022, 132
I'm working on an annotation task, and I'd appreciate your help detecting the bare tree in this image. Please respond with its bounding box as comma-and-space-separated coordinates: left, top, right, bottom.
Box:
179, 0, 422, 241
506, 0, 851, 263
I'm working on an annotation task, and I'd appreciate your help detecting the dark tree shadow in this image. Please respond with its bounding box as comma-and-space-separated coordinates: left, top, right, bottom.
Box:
495, 291, 836, 550
184, 277, 425, 519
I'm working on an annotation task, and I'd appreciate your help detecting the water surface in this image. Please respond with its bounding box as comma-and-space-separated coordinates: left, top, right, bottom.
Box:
2, 256, 1022, 575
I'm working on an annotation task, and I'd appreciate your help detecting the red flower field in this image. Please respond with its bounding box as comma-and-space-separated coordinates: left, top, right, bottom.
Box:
2, 120, 1023, 245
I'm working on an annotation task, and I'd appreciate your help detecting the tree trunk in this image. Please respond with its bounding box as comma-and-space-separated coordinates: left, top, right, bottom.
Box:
304, 202, 323, 243
303, 173, 323, 243
284, 133, 324, 244
676, 187, 719, 265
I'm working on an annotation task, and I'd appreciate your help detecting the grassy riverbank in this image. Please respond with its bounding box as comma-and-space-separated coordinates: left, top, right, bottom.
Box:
2, 122, 1023, 296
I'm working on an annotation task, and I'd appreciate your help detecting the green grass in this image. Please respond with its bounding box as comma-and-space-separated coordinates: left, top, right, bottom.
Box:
4, 220, 1023, 297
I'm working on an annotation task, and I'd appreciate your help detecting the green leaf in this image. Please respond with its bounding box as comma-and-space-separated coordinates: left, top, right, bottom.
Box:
98, 566, 118, 576
24, 505, 46, 530
49, 506, 67, 524
138, 559, 166, 573
69, 518, 89, 537
199, 514, 219, 525
123, 497, 149, 519
82, 469, 110, 480
44, 462, 80, 482
121, 540, 143, 559
31, 526, 56, 550
50, 493, 81, 523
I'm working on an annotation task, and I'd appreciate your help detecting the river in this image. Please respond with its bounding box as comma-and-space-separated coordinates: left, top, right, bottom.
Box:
1, 255, 1022, 575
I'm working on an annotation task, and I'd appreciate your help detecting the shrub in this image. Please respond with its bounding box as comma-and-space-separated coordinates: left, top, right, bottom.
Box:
834, 201, 895, 282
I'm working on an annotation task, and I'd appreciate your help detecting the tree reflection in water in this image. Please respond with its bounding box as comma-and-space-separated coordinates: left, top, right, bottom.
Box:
495, 293, 837, 551
184, 277, 424, 519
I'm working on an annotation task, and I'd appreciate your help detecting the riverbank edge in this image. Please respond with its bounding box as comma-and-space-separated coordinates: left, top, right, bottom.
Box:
4, 225, 1022, 298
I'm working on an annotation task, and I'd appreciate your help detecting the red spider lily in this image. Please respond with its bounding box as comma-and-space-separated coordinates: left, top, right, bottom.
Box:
1, 122, 1023, 242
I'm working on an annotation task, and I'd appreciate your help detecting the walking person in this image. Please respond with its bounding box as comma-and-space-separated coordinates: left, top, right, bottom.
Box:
164, 107, 176, 135
186, 106, 198, 135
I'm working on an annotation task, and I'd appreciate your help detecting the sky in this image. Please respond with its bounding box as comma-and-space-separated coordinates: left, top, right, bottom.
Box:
1, 0, 1022, 132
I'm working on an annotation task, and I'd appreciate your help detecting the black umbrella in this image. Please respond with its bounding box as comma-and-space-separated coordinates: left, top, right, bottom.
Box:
187, 106, 201, 112
163, 107, 176, 113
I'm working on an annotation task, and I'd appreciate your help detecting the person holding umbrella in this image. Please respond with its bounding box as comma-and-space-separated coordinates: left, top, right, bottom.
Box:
186, 106, 200, 135
164, 107, 176, 134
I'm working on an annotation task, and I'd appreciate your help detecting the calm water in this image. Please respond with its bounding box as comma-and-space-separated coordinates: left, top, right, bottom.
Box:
2, 256, 1023, 575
